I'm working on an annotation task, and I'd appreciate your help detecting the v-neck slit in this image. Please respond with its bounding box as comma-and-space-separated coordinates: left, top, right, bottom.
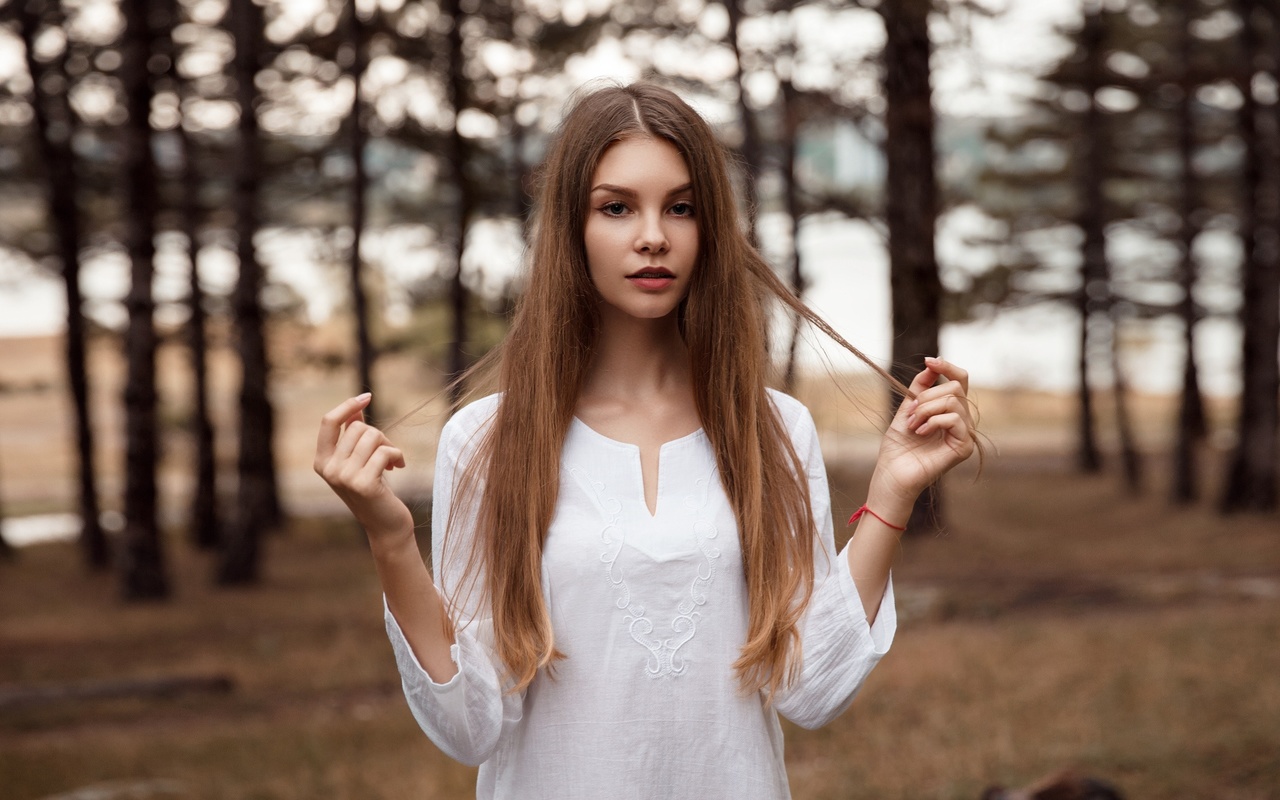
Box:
569, 417, 705, 519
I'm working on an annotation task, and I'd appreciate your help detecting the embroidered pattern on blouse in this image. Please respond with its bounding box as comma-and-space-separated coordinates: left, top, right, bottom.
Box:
570, 464, 721, 678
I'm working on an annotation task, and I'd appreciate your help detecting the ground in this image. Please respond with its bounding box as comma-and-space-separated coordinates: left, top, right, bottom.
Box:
0, 332, 1277, 799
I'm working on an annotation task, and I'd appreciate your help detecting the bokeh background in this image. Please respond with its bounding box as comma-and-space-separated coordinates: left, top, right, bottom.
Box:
1, 0, 1278, 798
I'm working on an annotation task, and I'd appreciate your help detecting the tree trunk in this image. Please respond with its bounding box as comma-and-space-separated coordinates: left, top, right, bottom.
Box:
119, 0, 168, 600
1110, 313, 1143, 494
174, 3, 219, 550
444, 0, 474, 410
881, 0, 942, 533
347, 4, 377, 424
1221, 0, 1279, 512
723, 0, 762, 246
0, 447, 11, 559
1075, 5, 1106, 475
780, 79, 805, 393
17, 0, 108, 569
220, 0, 279, 583
1172, 0, 1207, 504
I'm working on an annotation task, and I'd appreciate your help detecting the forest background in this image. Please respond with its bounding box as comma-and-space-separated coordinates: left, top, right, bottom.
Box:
0, 0, 1277, 798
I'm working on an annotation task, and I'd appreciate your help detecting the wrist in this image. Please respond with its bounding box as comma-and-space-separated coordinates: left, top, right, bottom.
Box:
366, 524, 419, 562
865, 472, 917, 526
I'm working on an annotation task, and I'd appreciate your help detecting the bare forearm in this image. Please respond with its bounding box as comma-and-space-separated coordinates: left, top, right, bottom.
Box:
370, 529, 459, 683
843, 480, 911, 627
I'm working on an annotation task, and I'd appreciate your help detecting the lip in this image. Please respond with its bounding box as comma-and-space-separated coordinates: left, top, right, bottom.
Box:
625, 266, 674, 279
626, 267, 676, 291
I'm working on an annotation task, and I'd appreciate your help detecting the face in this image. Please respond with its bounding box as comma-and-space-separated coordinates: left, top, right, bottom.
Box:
584, 136, 698, 323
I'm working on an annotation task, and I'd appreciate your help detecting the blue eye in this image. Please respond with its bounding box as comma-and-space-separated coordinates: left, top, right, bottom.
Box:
670, 202, 694, 216
602, 202, 628, 216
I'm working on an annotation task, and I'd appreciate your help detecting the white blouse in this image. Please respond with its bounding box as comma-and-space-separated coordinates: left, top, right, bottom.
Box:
384, 390, 895, 800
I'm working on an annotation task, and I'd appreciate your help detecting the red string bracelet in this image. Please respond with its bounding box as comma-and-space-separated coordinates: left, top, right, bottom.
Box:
847, 503, 907, 531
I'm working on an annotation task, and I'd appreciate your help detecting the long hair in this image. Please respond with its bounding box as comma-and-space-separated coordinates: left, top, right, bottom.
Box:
446, 82, 916, 699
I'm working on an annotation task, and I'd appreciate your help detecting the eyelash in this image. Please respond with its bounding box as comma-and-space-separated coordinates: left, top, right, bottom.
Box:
599, 201, 695, 217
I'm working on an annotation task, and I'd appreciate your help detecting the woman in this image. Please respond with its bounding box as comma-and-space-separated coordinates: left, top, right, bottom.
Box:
314, 82, 976, 798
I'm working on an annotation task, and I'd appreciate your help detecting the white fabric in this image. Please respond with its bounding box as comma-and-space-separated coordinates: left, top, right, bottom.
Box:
384, 390, 896, 800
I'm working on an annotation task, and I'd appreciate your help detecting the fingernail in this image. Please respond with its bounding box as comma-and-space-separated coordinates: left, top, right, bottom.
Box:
357, 392, 372, 401
906, 414, 917, 428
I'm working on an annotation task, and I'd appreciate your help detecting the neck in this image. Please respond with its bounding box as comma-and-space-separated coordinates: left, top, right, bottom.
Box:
582, 307, 691, 402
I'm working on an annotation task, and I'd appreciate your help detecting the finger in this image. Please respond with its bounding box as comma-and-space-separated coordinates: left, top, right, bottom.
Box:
352, 446, 406, 495
916, 412, 973, 450
331, 418, 372, 466
898, 366, 940, 420
912, 379, 968, 408
906, 395, 967, 431
316, 393, 372, 466
924, 356, 969, 394
365, 445, 406, 477
346, 425, 391, 474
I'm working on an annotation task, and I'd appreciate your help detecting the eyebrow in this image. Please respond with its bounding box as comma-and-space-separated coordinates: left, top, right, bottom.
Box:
590, 182, 693, 198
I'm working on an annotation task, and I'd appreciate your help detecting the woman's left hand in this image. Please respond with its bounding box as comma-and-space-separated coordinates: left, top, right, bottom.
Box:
870, 356, 977, 510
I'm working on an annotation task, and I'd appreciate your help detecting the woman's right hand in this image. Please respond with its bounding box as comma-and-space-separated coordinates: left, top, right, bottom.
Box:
314, 393, 415, 545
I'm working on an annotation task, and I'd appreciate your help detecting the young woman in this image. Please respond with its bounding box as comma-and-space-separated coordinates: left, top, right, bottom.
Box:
314, 82, 976, 798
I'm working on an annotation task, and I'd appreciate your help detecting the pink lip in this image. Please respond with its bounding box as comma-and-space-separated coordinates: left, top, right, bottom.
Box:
626, 266, 675, 290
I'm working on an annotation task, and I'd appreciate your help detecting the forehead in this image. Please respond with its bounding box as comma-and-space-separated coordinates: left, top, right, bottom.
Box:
591, 137, 691, 188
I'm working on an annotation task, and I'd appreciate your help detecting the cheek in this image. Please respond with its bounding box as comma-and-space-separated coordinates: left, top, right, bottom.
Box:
582, 220, 607, 271
677, 224, 699, 266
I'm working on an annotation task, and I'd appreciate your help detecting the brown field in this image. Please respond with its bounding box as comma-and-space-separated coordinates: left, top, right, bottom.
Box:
1, 332, 1278, 799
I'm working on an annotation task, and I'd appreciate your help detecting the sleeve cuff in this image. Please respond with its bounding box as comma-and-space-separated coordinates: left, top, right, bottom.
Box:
834, 543, 897, 655
383, 594, 464, 691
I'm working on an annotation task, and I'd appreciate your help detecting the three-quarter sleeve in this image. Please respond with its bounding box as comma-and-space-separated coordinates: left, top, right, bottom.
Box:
382, 397, 524, 765
771, 402, 897, 730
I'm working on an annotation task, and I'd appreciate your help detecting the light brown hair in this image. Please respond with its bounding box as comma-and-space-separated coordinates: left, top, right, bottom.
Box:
446, 82, 916, 699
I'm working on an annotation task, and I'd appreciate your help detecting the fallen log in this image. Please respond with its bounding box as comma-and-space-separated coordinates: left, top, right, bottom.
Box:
0, 674, 234, 711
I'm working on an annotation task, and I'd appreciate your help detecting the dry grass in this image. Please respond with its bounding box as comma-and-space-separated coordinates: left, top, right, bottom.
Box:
2, 459, 1278, 800
1, 334, 1278, 798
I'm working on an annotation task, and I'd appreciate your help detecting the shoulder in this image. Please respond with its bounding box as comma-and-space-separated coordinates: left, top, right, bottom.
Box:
438, 393, 502, 457
765, 388, 816, 438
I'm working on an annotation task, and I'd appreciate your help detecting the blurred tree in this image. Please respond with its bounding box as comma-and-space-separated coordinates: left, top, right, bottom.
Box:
220, 0, 279, 584
443, 0, 474, 409
1220, 0, 1278, 513
345, 1, 377, 424
1171, 0, 1208, 504
1074, 6, 1109, 477
1079, 3, 1142, 494
722, 0, 762, 246
780, 75, 804, 393
978, 0, 1246, 494
167, 0, 220, 550
0, 445, 10, 559
880, 0, 943, 532
16, 0, 108, 569
119, 0, 169, 600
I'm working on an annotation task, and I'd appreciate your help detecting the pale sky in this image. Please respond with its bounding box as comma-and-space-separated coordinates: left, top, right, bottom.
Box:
4, 0, 1178, 396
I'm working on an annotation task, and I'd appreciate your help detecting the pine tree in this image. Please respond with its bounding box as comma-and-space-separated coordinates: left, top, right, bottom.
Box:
119, 0, 169, 599
16, 0, 108, 569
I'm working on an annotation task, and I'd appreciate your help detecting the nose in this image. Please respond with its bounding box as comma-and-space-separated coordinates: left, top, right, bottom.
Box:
635, 211, 669, 255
